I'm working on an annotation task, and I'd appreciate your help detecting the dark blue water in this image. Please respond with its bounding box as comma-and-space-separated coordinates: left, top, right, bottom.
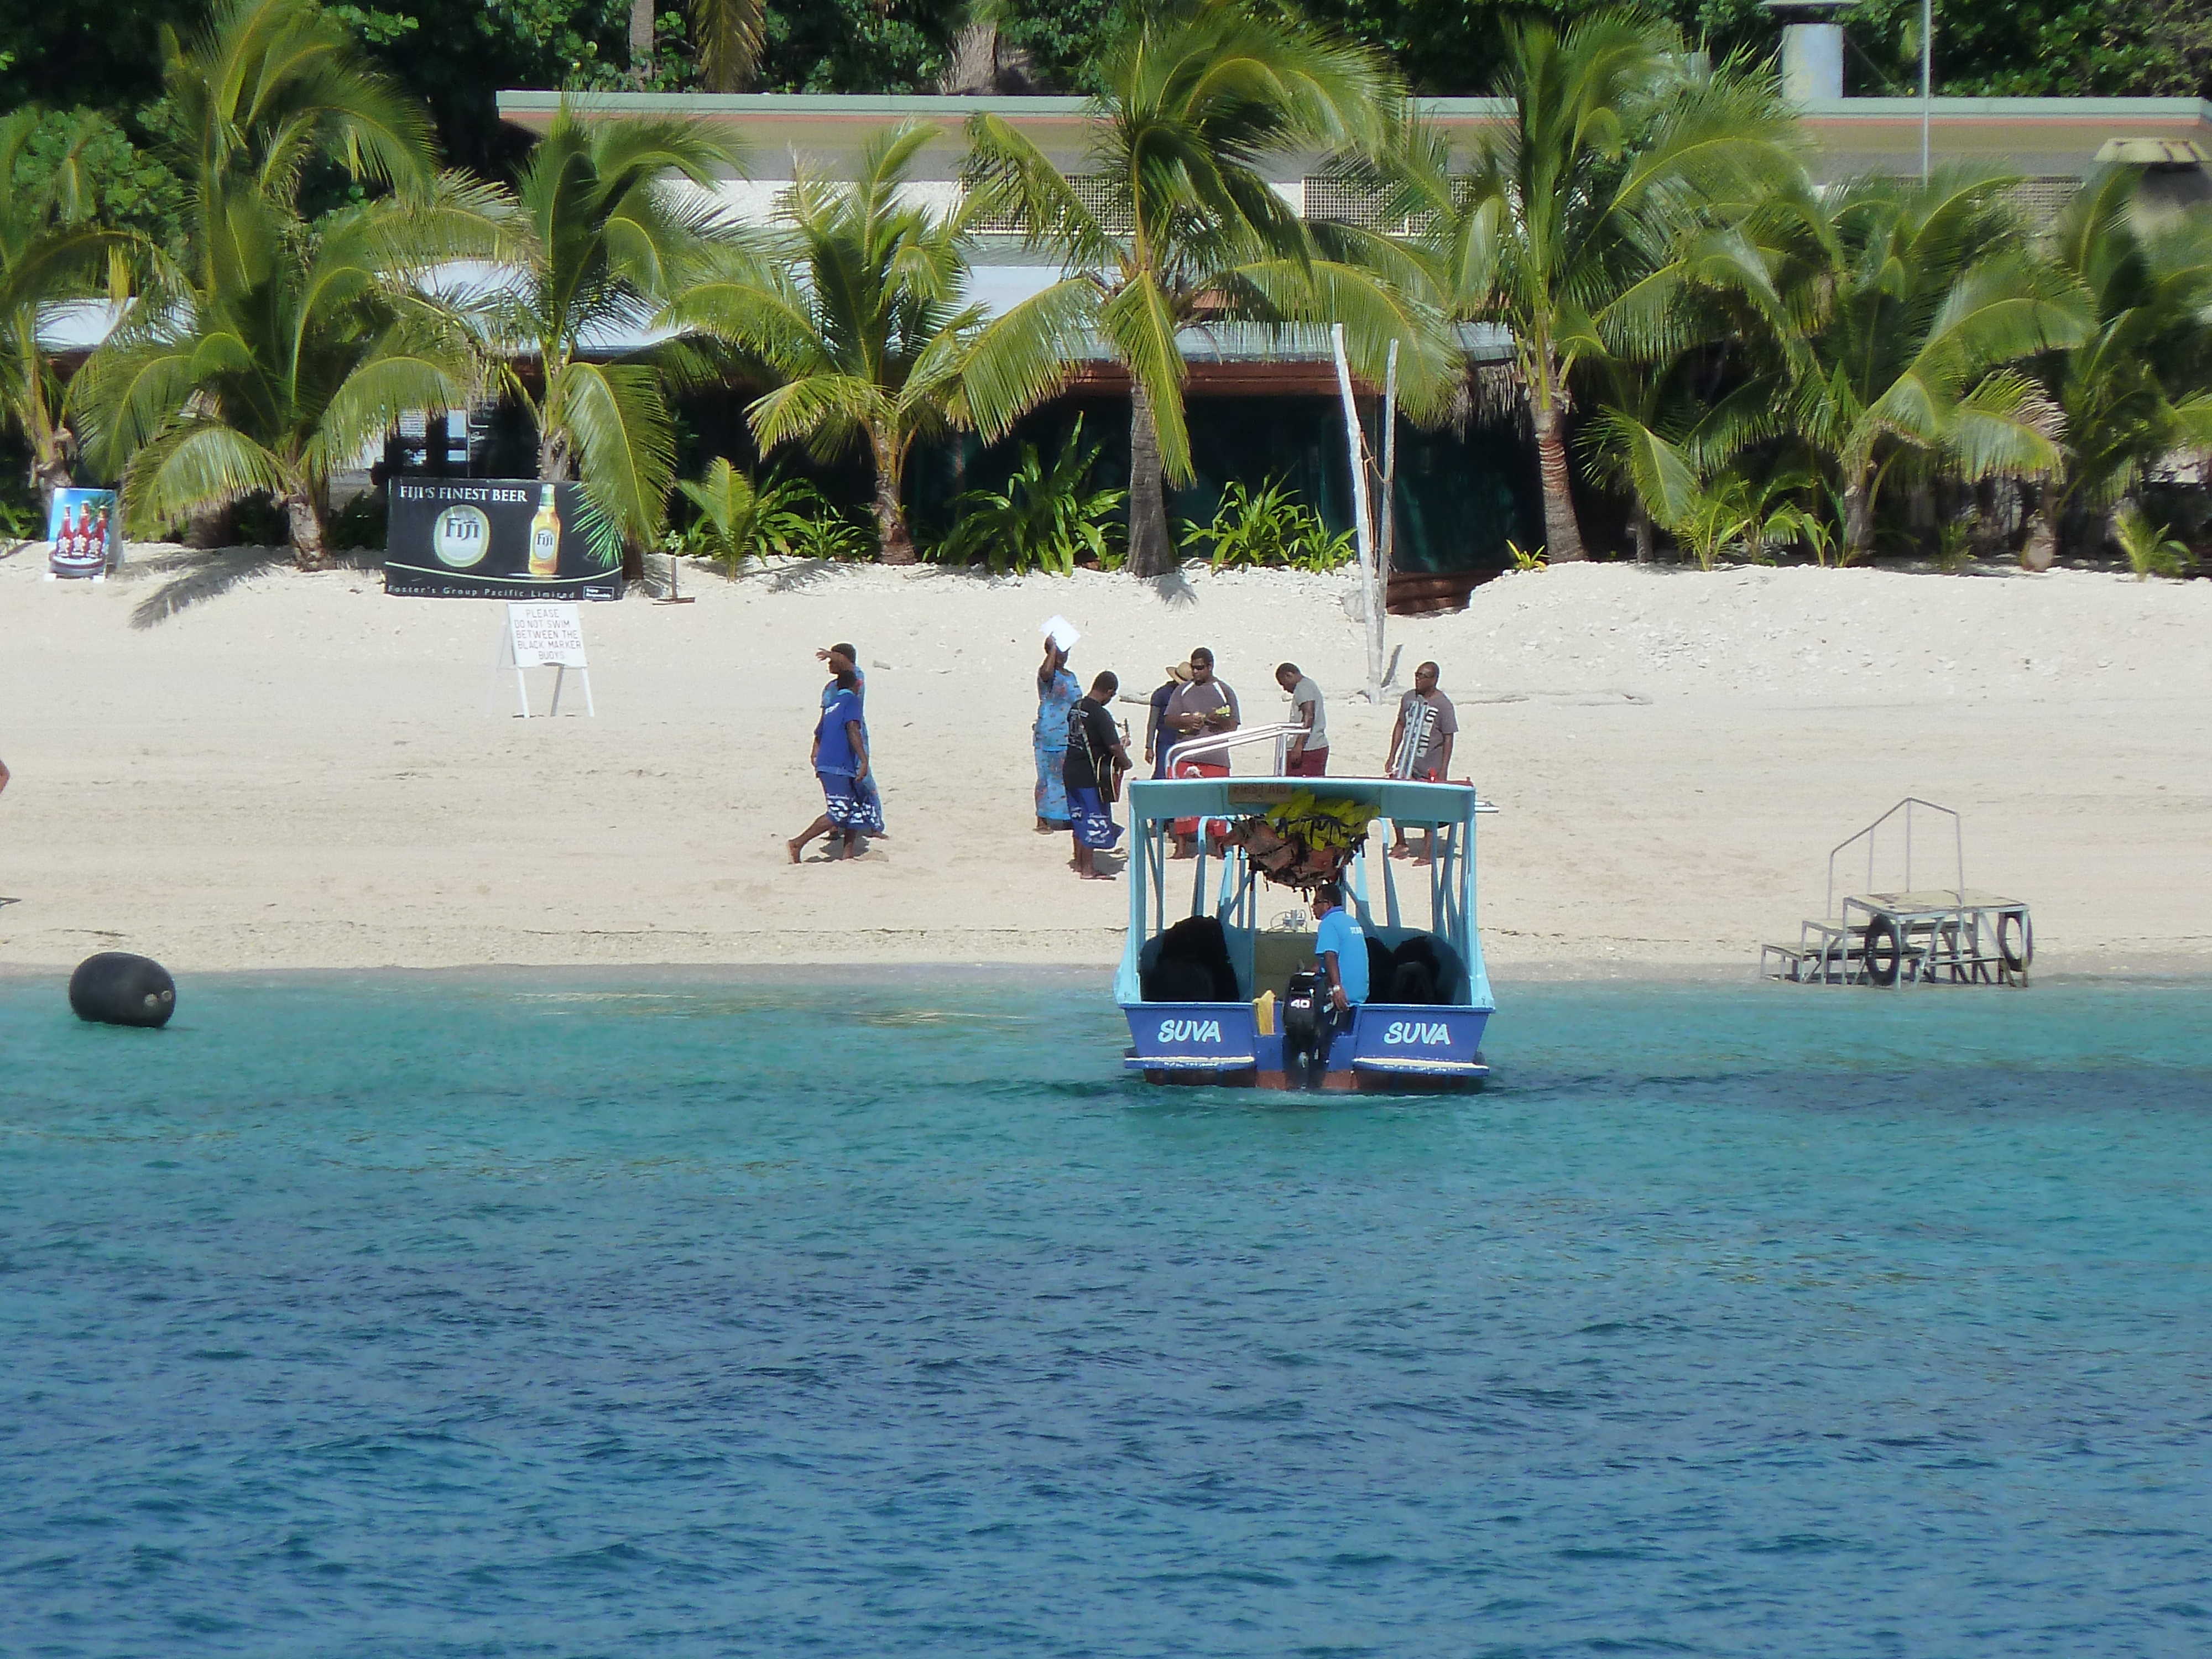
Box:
4, 971, 2209, 1658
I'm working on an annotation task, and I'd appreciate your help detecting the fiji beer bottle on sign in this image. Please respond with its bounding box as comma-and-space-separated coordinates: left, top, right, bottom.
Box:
529, 484, 561, 578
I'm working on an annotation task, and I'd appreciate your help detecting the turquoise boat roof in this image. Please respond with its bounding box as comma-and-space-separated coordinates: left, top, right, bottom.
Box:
1124, 776, 1483, 825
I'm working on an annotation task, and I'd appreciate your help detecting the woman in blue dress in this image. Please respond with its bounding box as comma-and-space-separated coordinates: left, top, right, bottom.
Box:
1034, 639, 1079, 833
789, 648, 884, 861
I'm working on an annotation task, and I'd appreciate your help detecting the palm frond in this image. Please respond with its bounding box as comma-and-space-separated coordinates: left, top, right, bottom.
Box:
123, 417, 289, 535
958, 278, 1103, 441
1100, 273, 1191, 480
548, 359, 676, 542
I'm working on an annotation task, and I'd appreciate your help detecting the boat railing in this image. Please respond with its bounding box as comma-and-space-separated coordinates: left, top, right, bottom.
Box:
1160, 723, 1303, 777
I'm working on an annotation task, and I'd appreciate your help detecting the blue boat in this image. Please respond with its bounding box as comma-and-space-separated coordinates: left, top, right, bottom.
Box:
1115, 773, 1495, 1091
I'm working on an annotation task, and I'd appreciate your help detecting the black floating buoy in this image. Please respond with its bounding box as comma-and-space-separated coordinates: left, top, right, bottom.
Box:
69, 952, 177, 1028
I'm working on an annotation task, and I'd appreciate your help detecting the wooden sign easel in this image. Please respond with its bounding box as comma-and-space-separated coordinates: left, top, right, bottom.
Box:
488, 601, 596, 717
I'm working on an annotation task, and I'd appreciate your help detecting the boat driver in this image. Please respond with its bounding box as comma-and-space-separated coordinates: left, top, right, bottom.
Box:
1311, 879, 1369, 1065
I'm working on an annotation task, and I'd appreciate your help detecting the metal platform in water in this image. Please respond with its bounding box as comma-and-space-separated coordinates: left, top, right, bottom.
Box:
1761, 801, 2033, 987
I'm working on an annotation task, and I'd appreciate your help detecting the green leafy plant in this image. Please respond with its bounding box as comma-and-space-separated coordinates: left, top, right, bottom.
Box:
1934, 517, 1976, 573
2112, 504, 2195, 580
931, 416, 1124, 575
782, 505, 875, 562
1181, 477, 1353, 572
1766, 499, 1839, 567
1671, 474, 1755, 571
674, 457, 836, 571
1506, 539, 1547, 571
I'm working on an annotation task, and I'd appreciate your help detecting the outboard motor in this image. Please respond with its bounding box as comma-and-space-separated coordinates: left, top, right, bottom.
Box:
1282, 969, 1329, 1087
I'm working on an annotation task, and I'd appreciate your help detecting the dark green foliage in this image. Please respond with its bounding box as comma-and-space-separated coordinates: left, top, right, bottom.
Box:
932, 416, 1125, 574
326, 488, 387, 549
1181, 477, 1354, 571
995, 0, 1123, 92
10, 111, 186, 256
759, 0, 962, 93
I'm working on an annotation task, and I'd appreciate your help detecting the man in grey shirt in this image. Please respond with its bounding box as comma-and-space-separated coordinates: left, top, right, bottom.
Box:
1274, 662, 1328, 775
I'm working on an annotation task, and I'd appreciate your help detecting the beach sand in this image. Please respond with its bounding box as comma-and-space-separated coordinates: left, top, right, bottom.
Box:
2, 541, 2208, 978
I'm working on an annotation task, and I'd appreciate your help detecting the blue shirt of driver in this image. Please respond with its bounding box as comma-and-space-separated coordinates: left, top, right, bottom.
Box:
1316, 906, 1368, 1004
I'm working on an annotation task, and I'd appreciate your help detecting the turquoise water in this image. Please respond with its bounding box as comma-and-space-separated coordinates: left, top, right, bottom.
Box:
3, 971, 2209, 1657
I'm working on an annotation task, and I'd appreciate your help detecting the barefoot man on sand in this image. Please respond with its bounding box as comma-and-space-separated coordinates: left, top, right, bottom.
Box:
789, 646, 883, 862
1063, 671, 1130, 880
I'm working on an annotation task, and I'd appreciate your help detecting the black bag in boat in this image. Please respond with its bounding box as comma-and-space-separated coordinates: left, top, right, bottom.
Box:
1144, 913, 1239, 1003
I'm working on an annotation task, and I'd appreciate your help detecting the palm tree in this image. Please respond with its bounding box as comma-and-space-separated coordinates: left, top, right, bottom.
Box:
72, 186, 493, 565
666, 119, 979, 563
0, 110, 139, 517
164, 0, 434, 276
483, 103, 743, 555
2032, 165, 2212, 557
1377, 12, 1799, 562
958, 0, 1421, 577
69, 0, 485, 565
630, 0, 764, 92
1787, 173, 2091, 562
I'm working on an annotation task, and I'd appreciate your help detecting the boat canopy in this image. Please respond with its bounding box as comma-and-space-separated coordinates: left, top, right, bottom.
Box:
1123, 775, 1487, 828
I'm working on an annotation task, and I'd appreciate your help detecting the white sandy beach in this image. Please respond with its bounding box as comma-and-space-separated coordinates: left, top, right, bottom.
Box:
1, 540, 2208, 978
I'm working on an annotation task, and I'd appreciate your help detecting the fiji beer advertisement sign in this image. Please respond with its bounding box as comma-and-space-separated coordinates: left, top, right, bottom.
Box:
384, 479, 623, 599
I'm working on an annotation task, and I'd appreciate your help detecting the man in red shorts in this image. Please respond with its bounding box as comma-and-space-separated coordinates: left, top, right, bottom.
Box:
1275, 662, 1329, 775
1163, 646, 1239, 857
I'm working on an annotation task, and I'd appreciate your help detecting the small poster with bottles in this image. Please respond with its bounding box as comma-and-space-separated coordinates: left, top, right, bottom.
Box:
46, 488, 121, 580
384, 478, 623, 599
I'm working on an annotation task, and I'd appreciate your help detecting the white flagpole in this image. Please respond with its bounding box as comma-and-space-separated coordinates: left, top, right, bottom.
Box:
1329, 324, 1384, 699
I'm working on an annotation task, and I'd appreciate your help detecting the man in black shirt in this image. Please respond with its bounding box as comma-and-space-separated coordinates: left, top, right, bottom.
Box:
1062, 671, 1131, 880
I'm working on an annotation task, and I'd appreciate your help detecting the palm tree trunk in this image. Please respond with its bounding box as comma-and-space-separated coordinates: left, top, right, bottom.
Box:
1531, 398, 1587, 564
286, 491, 328, 571
871, 429, 916, 565
2020, 484, 2057, 572
1126, 379, 1174, 578
1842, 470, 1874, 565
629, 0, 654, 87
30, 434, 75, 519
538, 429, 572, 482
1631, 500, 1653, 564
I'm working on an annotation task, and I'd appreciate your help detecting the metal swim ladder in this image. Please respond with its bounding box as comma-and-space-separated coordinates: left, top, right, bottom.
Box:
1760, 799, 2033, 987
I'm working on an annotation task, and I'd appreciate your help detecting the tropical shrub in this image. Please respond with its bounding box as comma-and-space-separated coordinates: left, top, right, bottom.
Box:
931, 417, 1124, 575
785, 507, 877, 562
325, 489, 387, 551
1181, 477, 1354, 572
2111, 504, 2194, 580
674, 456, 838, 570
